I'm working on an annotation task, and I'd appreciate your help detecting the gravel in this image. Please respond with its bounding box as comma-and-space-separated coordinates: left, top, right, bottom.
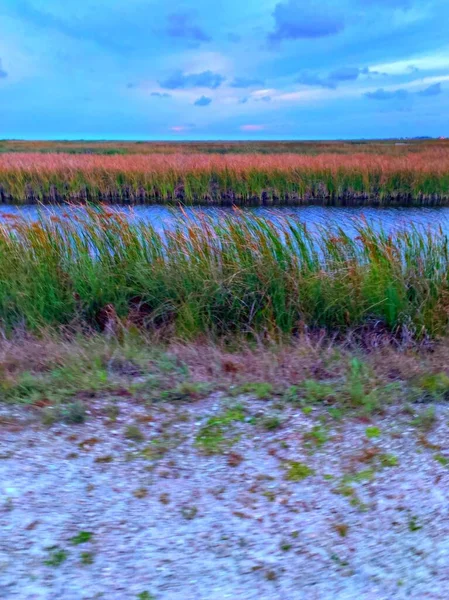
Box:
1, 395, 449, 600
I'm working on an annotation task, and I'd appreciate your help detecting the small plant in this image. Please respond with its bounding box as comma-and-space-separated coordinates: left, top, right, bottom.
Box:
235, 382, 274, 400
125, 424, 145, 442
408, 515, 422, 532
379, 453, 398, 467
280, 541, 292, 551
62, 401, 87, 424
80, 551, 94, 565
137, 593, 155, 600
44, 547, 68, 567
334, 523, 349, 538
261, 415, 282, 431
284, 461, 315, 481
70, 531, 93, 545
417, 372, 449, 399
195, 405, 245, 454
411, 407, 437, 431
304, 424, 328, 447
303, 379, 335, 404
434, 454, 449, 467
365, 426, 381, 439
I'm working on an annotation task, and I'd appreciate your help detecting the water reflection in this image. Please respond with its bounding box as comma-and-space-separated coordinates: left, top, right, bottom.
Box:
1, 204, 449, 236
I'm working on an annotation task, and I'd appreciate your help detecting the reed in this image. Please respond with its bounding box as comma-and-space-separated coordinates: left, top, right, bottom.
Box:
1, 150, 449, 205
0, 207, 448, 338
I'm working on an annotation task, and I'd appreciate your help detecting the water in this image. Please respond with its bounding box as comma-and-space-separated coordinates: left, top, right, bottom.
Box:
1, 204, 449, 236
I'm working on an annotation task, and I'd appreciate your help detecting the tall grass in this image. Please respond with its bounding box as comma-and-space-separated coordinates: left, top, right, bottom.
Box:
1, 150, 449, 204
0, 207, 448, 338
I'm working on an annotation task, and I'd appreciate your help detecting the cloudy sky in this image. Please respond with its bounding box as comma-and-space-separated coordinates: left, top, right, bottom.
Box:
0, 0, 448, 139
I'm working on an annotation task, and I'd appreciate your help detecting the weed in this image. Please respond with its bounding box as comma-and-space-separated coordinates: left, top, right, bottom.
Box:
434, 454, 449, 467
80, 552, 94, 565
417, 372, 449, 399
379, 454, 398, 467
334, 523, 349, 538
261, 415, 282, 431
284, 461, 315, 481
44, 547, 68, 567
365, 426, 381, 439
411, 407, 437, 431
304, 425, 328, 447
235, 382, 274, 400
195, 405, 245, 454
408, 516, 422, 532
124, 425, 145, 442
70, 531, 93, 545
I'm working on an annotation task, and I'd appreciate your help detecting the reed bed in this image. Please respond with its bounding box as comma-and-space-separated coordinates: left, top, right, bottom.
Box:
1, 150, 449, 205
0, 207, 448, 338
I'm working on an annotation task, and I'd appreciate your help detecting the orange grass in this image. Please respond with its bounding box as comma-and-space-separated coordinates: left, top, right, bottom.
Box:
0, 148, 449, 204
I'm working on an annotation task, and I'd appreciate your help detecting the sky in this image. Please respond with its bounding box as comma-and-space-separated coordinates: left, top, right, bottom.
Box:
0, 0, 448, 140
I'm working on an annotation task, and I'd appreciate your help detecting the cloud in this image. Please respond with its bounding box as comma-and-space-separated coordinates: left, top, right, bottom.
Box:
417, 83, 442, 97
150, 92, 171, 98
365, 88, 409, 100
166, 12, 211, 43
297, 66, 380, 89
268, 0, 344, 43
329, 67, 361, 82
0, 59, 7, 78
240, 124, 264, 131
296, 72, 336, 89
159, 70, 225, 90
366, 83, 443, 101
194, 95, 212, 106
230, 76, 265, 88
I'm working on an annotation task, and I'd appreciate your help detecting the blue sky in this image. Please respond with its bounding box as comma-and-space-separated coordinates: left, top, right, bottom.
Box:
0, 0, 448, 139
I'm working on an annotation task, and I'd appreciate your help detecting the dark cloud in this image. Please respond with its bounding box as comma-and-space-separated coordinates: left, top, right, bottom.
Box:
329, 67, 361, 82
0, 59, 7, 78
166, 12, 211, 43
366, 83, 443, 101
230, 77, 265, 88
159, 70, 225, 90
268, 0, 344, 43
296, 72, 337, 89
365, 88, 409, 100
297, 66, 381, 88
194, 95, 212, 106
417, 83, 442, 97
150, 92, 171, 98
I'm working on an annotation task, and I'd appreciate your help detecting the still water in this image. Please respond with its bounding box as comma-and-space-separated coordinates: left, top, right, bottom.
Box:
1, 204, 449, 236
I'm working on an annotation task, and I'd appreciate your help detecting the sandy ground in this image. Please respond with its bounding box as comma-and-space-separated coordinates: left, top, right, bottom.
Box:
1, 394, 449, 600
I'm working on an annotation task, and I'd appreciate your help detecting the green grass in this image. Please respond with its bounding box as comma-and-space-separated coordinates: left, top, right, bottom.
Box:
1, 208, 449, 340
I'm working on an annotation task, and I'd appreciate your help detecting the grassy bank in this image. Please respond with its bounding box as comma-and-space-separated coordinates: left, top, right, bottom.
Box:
0, 208, 448, 338
1, 150, 449, 204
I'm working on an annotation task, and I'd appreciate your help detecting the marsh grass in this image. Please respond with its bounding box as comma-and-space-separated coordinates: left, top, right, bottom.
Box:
1, 148, 449, 204
0, 207, 449, 339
